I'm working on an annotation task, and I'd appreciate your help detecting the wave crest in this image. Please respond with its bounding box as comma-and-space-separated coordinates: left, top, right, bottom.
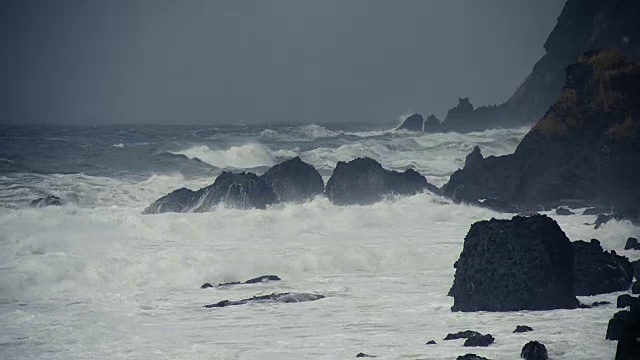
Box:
168, 143, 280, 169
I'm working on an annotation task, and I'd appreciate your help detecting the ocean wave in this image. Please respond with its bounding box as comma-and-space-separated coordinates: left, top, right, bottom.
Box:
168, 143, 279, 169
112, 143, 125, 148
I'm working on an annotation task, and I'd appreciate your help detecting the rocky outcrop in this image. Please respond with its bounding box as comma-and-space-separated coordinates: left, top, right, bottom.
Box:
203, 292, 325, 308
521, 341, 548, 360
449, 215, 578, 312
606, 303, 640, 360
625, 237, 640, 250
396, 113, 424, 132
325, 157, 438, 205
260, 157, 324, 203
444, 330, 481, 340
30, 195, 64, 207
423, 114, 441, 132
435, 0, 640, 132
442, 51, 640, 220
514, 325, 533, 333
457, 355, 489, 360
573, 239, 633, 296
144, 171, 276, 214
463, 334, 494, 347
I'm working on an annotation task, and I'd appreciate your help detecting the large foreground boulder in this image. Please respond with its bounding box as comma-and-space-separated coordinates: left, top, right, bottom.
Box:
396, 113, 424, 132
260, 157, 324, 202
573, 239, 633, 296
144, 171, 276, 213
450, 214, 578, 312
325, 157, 438, 205
442, 50, 640, 219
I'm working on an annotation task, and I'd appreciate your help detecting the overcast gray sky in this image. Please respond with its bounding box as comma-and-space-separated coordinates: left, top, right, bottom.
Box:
1, 0, 565, 125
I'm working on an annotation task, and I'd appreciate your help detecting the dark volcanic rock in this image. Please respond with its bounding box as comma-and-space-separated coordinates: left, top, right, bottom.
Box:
214, 275, 281, 287
200, 283, 213, 289
203, 292, 324, 308
30, 195, 64, 207
144, 171, 277, 214
355, 353, 376, 358
592, 301, 611, 307
423, 114, 441, 133
514, 325, 534, 333
443, 51, 640, 221
464, 334, 494, 347
556, 207, 575, 216
261, 157, 324, 203
573, 239, 633, 296
617, 295, 640, 309
444, 330, 481, 340
625, 237, 640, 250
440, 98, 501, 133
425, 340, 436, 345
450, 215, 578, 312
521, 341, 548, 360
633, 282, 640, 295
396, 113, 424, 132
325, 157, 438, 205
594, 213, 626, 229
457, 355, 489, 360
633, 260, 640, 281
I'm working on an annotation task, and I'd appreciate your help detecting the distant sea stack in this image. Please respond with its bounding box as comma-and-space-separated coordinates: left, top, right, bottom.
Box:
431, 0, 640, 133
442, 50, 640, 221
396, 113, 424, 132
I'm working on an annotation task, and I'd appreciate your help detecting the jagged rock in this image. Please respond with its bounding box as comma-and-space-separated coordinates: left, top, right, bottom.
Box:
260, 157, 324, 203
425, 340, 436, 345
450, 215, 578, 312
633, 260, 640, 281
396, 113, 424, 132
464, 334, 494, 347
325, 157, 438, 205
200, 283, 213, 289
594, 213, 626, 229
556, 207, 574, 216
444, 51, 640, 224
423, 114, 441, 133
514, 325, 533, 333
144, 171, 277, 214
444, 330, 482, 340
633, 282, 640, 295
521, 341, 548, 360
457, 355, 489, 360
625, 237, 640, 250
573, 239, 633, 296
203, 292, 324, 308
218, 275, 281, 287
30, 195, 64, 207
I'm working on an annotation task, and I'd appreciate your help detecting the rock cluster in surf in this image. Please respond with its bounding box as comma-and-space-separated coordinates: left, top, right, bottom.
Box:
144, 156, 439, 213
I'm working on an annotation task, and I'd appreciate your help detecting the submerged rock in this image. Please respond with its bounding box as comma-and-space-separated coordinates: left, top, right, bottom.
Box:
355, 353, 376, 358
218, 275, 281, 287
30, 195, 64, 207
463, 334, 494, 347
592, 301, 611, 307
144, 171, 277, 214
555, 207, 574, 216
325, 157, 438, 205
396, 113, 424, 132
457, 354, 490, 360
450, 215, 578, 312
425, 340, 436, 345
260, 157, 324, 203
514, 325, 533, 333
521, 341, 548, 360
573, 239, 633, 296
444, 330, 481, 340
203, 292, 325, 308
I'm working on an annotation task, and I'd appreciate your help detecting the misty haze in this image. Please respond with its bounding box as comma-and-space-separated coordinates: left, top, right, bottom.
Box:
1, 1, 640, 359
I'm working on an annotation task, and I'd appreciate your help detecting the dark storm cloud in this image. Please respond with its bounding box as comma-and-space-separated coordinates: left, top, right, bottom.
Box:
1, 0, 565, 125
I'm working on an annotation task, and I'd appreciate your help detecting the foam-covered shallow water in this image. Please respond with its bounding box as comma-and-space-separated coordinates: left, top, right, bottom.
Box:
1, 123, 638, 359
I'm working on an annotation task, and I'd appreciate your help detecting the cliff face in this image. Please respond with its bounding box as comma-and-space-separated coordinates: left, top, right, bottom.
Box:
443, 50, 640, 217
435, 0, 640, 133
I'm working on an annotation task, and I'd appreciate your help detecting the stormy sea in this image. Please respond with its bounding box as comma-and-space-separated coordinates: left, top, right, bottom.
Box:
1, 122, 638, 359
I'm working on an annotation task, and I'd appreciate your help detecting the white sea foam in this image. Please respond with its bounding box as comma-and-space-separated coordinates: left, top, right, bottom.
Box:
169, 143, 278, 169
112, 143, 125, 148
0, 192, 635, 359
